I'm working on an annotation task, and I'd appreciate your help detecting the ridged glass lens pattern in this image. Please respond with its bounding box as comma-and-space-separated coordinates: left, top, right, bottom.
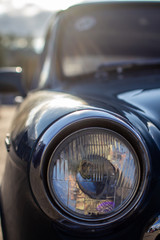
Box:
48, 128, 140, 219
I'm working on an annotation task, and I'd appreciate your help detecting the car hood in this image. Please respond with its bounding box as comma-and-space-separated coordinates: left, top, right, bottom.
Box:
117, 88, 160, 126
66, 74, 160, 129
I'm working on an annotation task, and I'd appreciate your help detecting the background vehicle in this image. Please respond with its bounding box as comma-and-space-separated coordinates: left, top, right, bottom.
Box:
0, 1, 160, 240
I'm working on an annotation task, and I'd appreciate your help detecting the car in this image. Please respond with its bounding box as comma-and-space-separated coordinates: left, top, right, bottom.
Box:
0, 1, 160, 239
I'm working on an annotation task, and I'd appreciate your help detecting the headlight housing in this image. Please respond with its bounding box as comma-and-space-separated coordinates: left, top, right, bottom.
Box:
48, 128, 140, 221
30, 110, 149, 228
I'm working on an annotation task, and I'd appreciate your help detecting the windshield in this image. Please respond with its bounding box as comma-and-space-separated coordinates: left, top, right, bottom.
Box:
59, 3, 160, 78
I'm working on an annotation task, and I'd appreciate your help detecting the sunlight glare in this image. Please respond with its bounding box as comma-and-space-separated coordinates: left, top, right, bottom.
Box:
12, 0, 83, 10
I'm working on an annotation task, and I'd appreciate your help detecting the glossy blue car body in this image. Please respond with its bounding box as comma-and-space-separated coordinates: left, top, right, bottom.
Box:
0, 1, 160, 240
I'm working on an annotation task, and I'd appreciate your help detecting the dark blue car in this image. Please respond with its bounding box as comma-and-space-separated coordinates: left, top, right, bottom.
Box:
0, 1, 160, 239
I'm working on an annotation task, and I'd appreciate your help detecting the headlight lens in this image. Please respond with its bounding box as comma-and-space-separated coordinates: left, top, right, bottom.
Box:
48, 128, 140, 220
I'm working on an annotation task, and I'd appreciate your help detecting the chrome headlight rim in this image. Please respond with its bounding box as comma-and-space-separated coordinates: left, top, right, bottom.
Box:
30, 109, 150, 227
47, 127, 141, 222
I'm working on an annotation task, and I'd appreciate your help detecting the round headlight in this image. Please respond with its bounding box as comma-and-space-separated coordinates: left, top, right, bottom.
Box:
47, 128, 140, 221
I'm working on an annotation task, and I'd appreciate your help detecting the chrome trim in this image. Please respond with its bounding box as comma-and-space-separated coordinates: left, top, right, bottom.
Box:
143, 216, 160, 240
30, 109, 150, 228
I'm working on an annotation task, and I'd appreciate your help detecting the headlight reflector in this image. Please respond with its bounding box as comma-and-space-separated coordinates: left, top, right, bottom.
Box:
48, 128, 140, 220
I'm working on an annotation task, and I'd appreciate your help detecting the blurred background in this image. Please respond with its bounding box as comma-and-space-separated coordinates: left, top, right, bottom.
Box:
0, 0, 60, 93
0, 0, 82, 182
0, 0, 82, 96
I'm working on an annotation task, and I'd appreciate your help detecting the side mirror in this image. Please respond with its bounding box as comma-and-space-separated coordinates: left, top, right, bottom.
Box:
0, 67, 26, 97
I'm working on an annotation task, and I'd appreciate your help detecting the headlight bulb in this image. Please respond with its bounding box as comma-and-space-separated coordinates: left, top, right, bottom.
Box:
76, 157, 118, 200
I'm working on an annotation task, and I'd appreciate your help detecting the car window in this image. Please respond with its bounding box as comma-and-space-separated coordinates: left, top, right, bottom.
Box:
59, 5, 160, 78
